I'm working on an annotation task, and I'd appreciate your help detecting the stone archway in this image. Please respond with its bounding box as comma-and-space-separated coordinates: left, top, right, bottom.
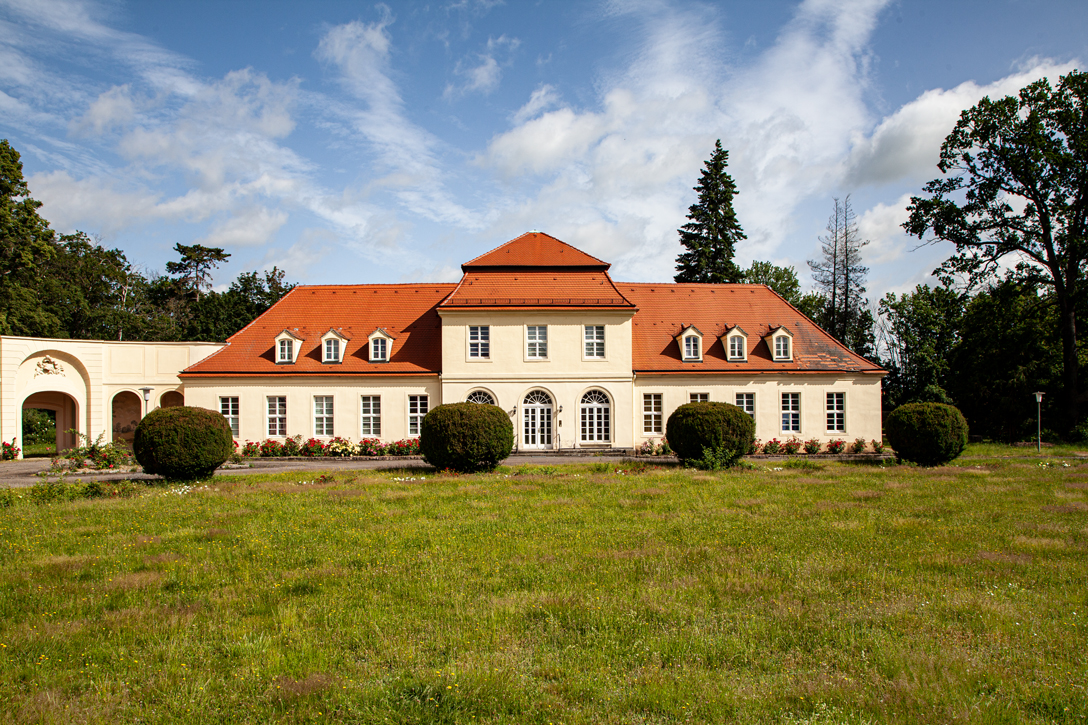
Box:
22, 391, 79, 454
160, 390, 184, 408
112, 391, 142, 445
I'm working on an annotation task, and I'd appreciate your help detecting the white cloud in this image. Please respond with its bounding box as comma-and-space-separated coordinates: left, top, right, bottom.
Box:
444, 34, 519, 99
70, 84, 136, 135
856, 193, 912, 266
196, 207, 288, 248
511, 83, 559, 125
845, 60, 1077, 186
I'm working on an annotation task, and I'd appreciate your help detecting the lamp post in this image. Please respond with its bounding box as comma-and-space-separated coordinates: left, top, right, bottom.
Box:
1034, 391, 1045, 453
139, 387, 154, 418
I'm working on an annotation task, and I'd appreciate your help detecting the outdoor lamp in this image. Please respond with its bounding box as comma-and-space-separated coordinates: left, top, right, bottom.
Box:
1034, 391, 1045, 453
140, 387, 154, 417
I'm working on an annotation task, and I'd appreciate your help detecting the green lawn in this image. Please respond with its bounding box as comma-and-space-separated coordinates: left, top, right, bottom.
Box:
1, 458, 1086, 724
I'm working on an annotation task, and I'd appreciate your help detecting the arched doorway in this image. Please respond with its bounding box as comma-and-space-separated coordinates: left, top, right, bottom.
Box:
160, 390, 184, 408
112, 391, 143, 445
579, 390, 611, 444
522, 390, 553, 450
21, 391, 79, 455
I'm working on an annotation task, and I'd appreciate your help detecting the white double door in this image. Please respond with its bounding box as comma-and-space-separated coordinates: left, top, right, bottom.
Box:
522, 403, 553, 450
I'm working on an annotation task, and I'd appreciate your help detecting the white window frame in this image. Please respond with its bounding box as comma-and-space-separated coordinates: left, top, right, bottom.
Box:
267, 396, 287, 437
314, 396, 334, 437
690, 393, 709, 403
728, 334, 746, 361
579, 390, 611, 443
324, 338, 340, 363
277, 339, 293, 364
827, 392, 846, 433
735, 392, 755, 418
643, 393, 663, 435
220, 396, 239, 437
781, 392, 801, 433
526, 325, 548, 359
584, 325, 605, 359
683, 335, 701, 361
468, 326, 490, 359
360, 395, 381, 437
371, 337, 387, 362
774, 334, 792, 361
408, 394, 429, 436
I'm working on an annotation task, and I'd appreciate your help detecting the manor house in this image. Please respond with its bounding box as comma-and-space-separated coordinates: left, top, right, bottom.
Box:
1, 232, 884, 455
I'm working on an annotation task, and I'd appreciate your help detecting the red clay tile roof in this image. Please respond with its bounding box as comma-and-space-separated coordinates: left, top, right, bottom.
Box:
181, 284, 455, 377
461, 231, 610, 270
618, 283, 884, 374
440, 269, 635, 310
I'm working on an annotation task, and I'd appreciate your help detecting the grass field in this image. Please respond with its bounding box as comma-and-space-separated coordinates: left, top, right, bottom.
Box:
1, 454, 1086, 724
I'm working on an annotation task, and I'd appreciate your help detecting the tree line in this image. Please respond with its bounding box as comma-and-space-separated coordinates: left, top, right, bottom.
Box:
674, 69, 1088, 441
0, 140, 294, 343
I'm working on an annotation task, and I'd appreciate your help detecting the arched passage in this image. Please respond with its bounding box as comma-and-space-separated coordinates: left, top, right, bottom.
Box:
112, 391, 143, 445
22, 391, 79, 455
160, 390, 184, 408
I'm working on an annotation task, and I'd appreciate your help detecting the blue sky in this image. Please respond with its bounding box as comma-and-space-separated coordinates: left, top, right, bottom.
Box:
1, 0, 1085, 302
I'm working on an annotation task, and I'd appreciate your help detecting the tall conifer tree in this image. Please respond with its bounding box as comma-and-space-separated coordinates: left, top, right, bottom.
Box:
674, 140, 746, 283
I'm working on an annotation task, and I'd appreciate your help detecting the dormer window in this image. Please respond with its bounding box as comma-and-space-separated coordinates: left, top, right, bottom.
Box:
367, 328, 395, 363
320, 329, 349, 364
675, 324, 704, 362
274, 329, 303, 364
722, 325, 748, 362
767, 326, 794, 362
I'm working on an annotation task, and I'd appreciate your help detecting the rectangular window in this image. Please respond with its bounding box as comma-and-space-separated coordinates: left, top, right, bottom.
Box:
729, 335, 745, 359
314, 396, 334, 437
736, 392, 755, 418
371, 338, 387, 361
278, 339, 293, 363
781, 392, 801, 432
827, 392, 845, 432
267, 396, 287, 437
360, 396, 381, 437
643, 393, 663, 434
775, 336, 791, 359
684, 336, 700, 359
325, 338, 339, 362
526, 325, 548, 358
690, 393, 709, 403
584, 325, 605, 358
409, 394, 429, 436
469, 326, 490, 358
220, 396, 239, 436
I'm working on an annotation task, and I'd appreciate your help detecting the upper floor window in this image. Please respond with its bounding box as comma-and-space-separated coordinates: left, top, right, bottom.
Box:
324, 338, 340, 363
371, 337, 387, 362
690, 393, 709, 403
278, 339, 293, 363
684, 335, 701, 360
469, 326, 490, 358
526, 326, 548, 358
584, 325, 605, 358
728, 335, 745, 360
775, 335, 791, 360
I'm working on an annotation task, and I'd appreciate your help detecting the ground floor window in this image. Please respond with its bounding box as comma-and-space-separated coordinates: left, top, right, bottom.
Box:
580, 390, 610, 443
689, 393, 709, 403
827, 392, 845, 432
267, 396, 286, 437
360, 396, 381, 437
781, 392, 800, 432
643, 393, 662, 434
409, 395, 429, 436
220, 396, 239, 436
735, 392, 754, 417
314, 396, 334, 436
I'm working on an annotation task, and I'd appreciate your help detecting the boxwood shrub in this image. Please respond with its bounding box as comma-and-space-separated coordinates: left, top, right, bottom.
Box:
133, 406, 234, 480
666, 402, 754, 469
420, 402, 514, 472
885, 402, 969, 466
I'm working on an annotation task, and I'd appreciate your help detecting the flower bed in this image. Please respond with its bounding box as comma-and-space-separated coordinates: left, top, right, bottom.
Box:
237, 434, 421, 458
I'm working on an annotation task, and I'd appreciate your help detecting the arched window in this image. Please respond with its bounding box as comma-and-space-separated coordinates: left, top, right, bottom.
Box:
522, 390, 553, 449
580, 390, 611, 443
466, 390, 496, 405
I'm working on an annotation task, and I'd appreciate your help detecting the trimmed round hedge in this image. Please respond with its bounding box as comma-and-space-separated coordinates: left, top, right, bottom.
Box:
420, 402, 514, 473
133, 406, 234, 480
885, 402, 969, 466
666, 401, 754, 468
